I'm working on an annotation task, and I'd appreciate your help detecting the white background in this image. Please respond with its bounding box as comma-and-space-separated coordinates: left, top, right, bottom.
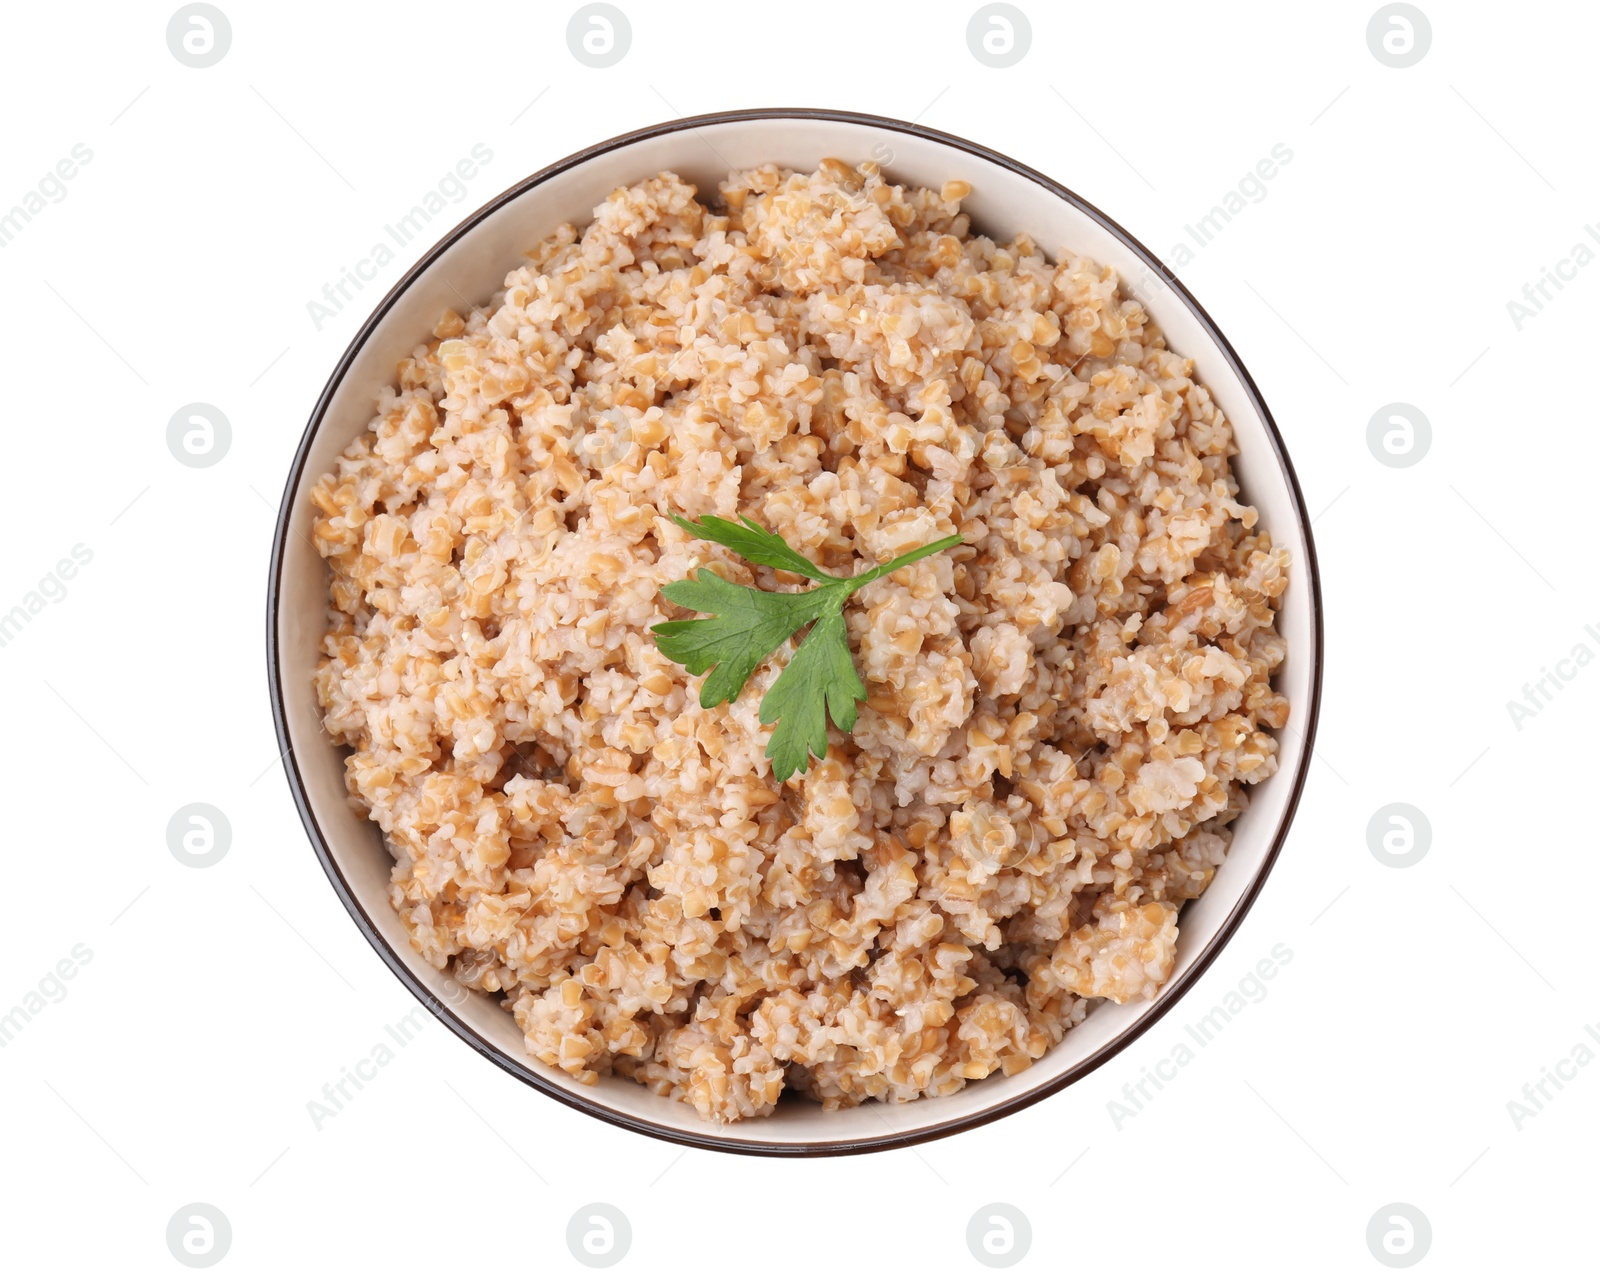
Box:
1, 0, 1592, 1268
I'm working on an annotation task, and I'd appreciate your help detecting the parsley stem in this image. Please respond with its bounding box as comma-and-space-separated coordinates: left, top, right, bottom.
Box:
842, 533, 965, 594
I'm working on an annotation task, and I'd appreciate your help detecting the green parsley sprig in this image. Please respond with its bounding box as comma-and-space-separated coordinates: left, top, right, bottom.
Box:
651, 513, 962, 781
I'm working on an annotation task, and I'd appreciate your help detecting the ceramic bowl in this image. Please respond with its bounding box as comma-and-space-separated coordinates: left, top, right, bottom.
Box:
267, 108, 1324, 1155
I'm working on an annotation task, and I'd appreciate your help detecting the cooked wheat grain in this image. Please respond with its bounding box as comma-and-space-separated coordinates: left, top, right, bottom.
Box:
312, 160, 1290, 1121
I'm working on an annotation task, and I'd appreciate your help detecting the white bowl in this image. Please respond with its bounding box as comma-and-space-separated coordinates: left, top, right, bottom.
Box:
267, 108, 1324, 1155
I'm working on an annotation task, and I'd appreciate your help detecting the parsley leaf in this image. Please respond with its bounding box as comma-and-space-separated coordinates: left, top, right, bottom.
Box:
758, 605, 863, 780
651, 513, 962, 781
668, 513, 836, 582
653, 571, 830, 709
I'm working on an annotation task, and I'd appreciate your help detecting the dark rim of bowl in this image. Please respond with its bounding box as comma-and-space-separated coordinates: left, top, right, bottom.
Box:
266, 106, 1325, 1158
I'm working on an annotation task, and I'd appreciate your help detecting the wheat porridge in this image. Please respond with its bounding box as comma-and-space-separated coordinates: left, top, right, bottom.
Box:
310, 159, 1290, 1122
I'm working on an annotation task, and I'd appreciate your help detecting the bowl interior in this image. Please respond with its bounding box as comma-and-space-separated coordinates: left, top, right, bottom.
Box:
271, 111, 1319, 1152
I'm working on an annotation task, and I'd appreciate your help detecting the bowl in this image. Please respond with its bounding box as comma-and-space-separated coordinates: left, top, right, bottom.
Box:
267, 107, 1324, 1155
